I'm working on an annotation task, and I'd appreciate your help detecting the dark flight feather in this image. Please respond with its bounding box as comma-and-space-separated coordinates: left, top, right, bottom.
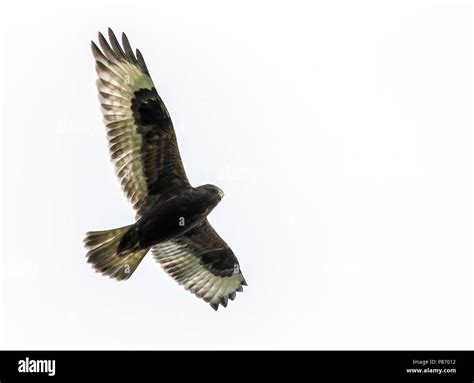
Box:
108, 28, 126, 60
136, 49, 150, 75
98, 32, 119, 61
121, 32, 138, 64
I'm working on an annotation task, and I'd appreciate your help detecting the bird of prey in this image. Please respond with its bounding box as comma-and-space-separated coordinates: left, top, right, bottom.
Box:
84, 28, 246, 310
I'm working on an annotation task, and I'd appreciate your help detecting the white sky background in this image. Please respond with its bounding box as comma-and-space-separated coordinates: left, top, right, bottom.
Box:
0, 0, 473, 349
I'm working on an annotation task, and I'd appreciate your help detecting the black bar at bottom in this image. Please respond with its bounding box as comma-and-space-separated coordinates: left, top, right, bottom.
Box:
0, 351, 472, 381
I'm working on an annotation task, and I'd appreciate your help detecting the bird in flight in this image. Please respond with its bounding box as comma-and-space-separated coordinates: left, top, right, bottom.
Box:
84, 28, 246, 310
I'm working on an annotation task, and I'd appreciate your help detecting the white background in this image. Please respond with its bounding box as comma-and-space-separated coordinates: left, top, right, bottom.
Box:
0, 0, 473, 349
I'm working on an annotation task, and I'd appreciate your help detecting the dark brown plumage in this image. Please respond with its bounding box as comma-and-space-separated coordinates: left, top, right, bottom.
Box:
84, 28, 246, 310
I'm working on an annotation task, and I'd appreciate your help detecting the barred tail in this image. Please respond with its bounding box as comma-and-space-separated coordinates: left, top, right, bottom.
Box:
84, 225, 148, 280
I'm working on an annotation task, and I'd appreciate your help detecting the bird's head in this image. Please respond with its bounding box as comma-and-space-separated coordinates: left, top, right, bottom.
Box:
198, 184, 225, 204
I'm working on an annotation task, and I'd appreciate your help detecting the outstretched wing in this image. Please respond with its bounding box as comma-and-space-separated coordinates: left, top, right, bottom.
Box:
91, 28, 190, 215
152, 220, 247, 310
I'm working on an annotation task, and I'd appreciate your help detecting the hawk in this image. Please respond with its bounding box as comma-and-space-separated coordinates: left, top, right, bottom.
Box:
84, 28, 246, 310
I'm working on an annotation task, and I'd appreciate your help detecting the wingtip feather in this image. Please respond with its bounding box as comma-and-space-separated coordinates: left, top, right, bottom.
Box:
121, 32, 138, 64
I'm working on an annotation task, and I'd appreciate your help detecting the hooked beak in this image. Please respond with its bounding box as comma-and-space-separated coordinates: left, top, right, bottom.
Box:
217, 188, 225, 199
